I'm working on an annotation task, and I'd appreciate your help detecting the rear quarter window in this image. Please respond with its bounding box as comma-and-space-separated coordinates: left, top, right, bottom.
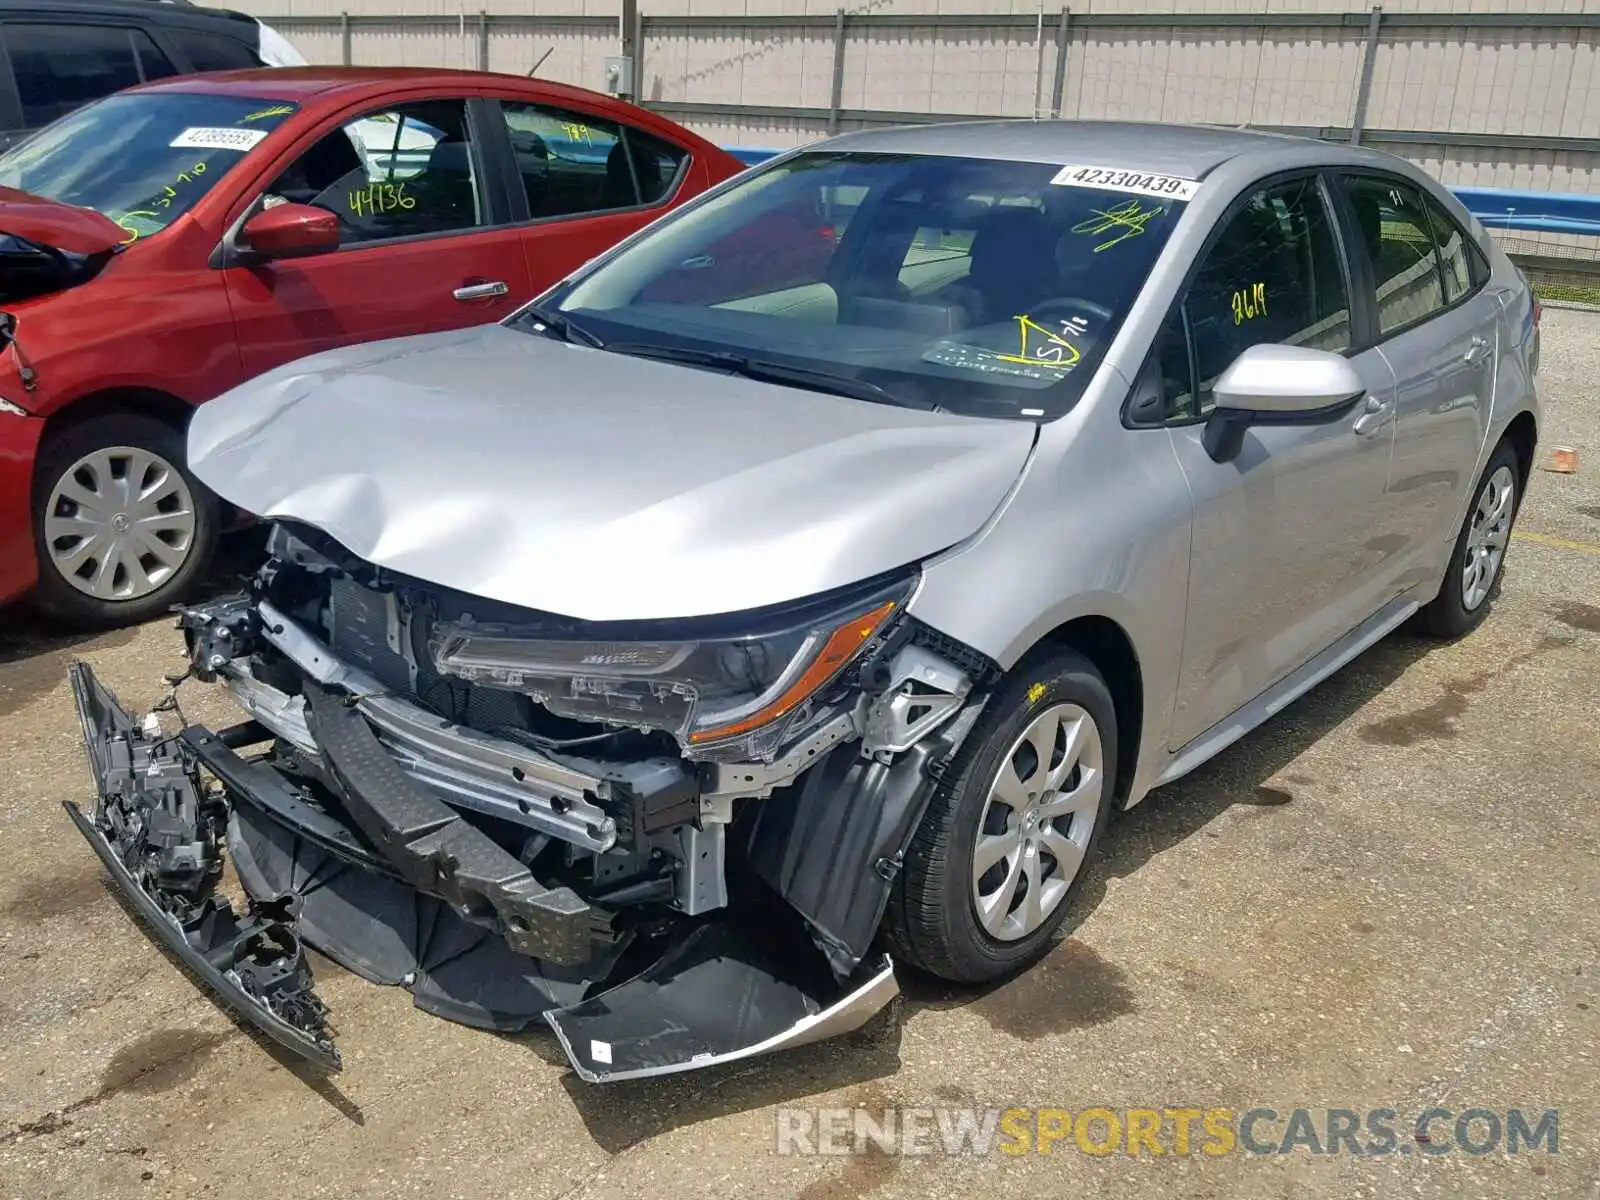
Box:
165, 29, 264, 73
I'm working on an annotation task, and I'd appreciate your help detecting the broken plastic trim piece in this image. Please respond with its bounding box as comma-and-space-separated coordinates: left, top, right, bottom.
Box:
545, 921, 898, 1083
64, 663, 339, 1070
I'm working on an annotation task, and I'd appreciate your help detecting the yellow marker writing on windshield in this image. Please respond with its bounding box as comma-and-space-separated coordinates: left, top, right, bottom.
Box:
992, 315, 1082, 368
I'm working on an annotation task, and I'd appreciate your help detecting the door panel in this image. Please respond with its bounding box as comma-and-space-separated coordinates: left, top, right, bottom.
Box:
224, 229, 533, 379
222, 96, 533, 380
1156, 174, 1399, 749
1167, 347, 1397, 747
1339, 179, 1500, 588
1373, 292, 1499, 588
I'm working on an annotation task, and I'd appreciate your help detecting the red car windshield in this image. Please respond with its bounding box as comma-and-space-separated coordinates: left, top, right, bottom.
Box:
0, 92, 298, 244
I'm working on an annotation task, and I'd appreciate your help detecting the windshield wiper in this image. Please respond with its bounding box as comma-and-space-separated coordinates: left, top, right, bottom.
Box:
517, 304, 602, 348
604, 343, 929, 410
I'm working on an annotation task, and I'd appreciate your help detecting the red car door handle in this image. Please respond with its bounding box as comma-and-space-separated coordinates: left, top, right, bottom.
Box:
453, 280, 509, 301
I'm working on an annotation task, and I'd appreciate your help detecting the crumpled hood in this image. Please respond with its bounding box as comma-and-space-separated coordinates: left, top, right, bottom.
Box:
0, 186, 126, 255
188, 325, 1036, 621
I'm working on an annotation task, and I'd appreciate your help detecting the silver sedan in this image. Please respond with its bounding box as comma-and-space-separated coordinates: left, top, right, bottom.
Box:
74, 120, 1540, 1080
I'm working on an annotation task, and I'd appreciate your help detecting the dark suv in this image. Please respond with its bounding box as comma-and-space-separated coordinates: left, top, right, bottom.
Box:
0, 0, 301, 147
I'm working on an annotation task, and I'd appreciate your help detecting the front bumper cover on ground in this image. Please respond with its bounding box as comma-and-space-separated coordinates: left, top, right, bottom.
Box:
64, 662, 896, 1082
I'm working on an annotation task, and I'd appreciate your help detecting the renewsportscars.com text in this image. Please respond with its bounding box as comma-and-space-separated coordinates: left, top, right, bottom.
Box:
774, 1106, 1559, 1158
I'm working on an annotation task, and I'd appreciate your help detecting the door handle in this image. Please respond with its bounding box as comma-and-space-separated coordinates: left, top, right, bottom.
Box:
453, 280, 509, 302
1463, 335, 1493, 366
1352, 393, 1393, 436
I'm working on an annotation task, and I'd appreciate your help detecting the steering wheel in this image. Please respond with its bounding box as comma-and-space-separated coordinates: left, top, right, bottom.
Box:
1027, 296, 1115, 327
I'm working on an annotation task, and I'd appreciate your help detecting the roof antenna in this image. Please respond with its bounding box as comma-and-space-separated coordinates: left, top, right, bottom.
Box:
527, 47, 555, 77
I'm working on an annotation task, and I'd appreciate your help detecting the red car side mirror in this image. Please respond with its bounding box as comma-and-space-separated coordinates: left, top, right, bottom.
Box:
242, 203, 339, 260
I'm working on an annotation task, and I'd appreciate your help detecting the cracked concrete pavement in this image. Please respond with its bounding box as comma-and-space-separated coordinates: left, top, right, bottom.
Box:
0, 310, 1596, 1199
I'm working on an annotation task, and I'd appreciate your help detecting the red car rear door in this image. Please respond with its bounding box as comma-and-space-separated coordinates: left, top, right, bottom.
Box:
484, 93, 706, 293
222, 93, 533, 380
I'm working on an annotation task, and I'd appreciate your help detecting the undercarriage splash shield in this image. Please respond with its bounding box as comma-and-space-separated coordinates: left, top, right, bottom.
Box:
546, 924, 897, 1083
227, 800, 612, 1028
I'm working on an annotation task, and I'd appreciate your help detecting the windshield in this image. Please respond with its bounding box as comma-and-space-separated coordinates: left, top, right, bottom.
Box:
540, 151, 1188, 419
0, 93, 298, 245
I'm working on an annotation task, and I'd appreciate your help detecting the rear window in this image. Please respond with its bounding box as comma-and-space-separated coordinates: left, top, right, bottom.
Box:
551, 151, 1190, 420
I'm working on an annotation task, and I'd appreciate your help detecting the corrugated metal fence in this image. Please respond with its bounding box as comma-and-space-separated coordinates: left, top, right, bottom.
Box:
249, 5, 1600, 264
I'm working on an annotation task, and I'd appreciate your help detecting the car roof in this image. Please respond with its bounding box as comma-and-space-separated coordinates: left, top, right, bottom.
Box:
0, 0, 254, 23
820, 120, 1332, 178
125, 65, 624, 107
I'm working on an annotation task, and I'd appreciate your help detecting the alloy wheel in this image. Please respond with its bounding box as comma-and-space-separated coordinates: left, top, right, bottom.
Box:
44, 445, 197, 602
1462, 464, 1515, 612
970, 702, 1103, 942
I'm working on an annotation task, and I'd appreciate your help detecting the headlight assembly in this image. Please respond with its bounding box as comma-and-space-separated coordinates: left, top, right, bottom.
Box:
429, 575, 914, 761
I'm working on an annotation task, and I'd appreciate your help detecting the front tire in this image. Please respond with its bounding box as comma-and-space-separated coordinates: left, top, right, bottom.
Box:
885, 649, 1116, 983
31, 413, 218, 628
1418, 440, 1520, 638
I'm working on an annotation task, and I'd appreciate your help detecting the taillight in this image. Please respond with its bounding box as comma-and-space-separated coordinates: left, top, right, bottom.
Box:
1532, 297, 1542, 325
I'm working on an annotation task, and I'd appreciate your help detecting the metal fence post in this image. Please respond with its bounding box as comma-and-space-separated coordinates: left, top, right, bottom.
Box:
1050, 7, 1071, 119
1350, 4, 1382, 144
340, 11, 351, 66
828, 8, 847, 134
477, 11, 489, 72
634, 6, 646, 102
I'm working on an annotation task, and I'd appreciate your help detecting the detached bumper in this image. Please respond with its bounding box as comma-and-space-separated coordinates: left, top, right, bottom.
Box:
65, 662, 896, 1081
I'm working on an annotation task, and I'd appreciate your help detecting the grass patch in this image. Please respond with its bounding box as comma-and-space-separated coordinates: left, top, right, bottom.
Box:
1533, 281, 1600, 306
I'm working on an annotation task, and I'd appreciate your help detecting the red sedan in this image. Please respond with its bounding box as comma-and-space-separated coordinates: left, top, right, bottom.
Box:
0, 67, 742, 625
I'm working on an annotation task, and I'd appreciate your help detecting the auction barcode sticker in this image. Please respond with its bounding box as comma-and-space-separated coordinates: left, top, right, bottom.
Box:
1050, 163, 1199, 201
169, 126, 269, 152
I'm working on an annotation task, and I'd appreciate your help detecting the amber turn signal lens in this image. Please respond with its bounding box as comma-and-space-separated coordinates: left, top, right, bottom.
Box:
687, 599, 899, 745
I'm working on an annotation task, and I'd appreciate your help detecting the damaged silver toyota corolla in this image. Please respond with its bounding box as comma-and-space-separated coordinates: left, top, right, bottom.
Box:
66, 122, 1538, 1080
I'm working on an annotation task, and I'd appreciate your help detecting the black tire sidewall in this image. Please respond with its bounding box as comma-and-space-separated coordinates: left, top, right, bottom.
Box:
1425, 440, 1521, 637
31, 413, 218, 628
906, 649, 1118, 981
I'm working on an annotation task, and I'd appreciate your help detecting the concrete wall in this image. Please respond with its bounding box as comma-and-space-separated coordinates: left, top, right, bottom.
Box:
238, 1, 1600, 259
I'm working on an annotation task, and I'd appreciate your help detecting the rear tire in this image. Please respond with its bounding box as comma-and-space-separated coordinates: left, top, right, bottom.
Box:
1418, 439, 1520, 638
884, 649, 1116, 983
31, 413, 218, 628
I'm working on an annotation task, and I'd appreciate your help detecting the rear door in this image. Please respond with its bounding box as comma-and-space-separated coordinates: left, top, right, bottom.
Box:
222, 94, 534, 379
1144, 173, 1400, 749
1332, 172, 1500, 585
485, 95, 692, 293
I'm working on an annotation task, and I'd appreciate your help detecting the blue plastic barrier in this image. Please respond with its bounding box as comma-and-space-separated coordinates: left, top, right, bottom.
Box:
721, 147, 1600, 237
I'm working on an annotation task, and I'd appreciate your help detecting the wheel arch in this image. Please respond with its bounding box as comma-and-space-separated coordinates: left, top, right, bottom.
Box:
1502, 409, 1538, 489
1027, 614, 1144, 808
41, 386, 196, 441
35, 387, 196, 491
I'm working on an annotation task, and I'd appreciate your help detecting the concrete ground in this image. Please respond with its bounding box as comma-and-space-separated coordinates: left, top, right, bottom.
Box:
1, 312, 1596, 1200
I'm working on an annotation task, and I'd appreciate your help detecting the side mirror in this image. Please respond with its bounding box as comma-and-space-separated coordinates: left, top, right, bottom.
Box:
1202, 344, 1365, 462
241, 203, 339, 260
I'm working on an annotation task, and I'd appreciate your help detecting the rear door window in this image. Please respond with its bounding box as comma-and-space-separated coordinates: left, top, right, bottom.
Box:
4, 24, 176, 127
1338, 175, 1448, 336
497, 101, 686, 219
